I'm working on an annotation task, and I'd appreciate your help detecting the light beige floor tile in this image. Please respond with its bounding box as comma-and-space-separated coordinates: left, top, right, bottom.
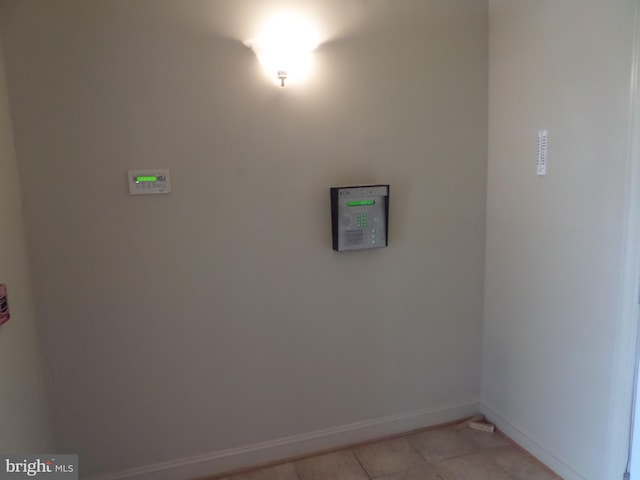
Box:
376, 464, 443, 480
294, 450, 369, 480
408, 428, 478, 463
353, 437, 425, 478
490, 446, 562, 480
230, 462, 299, 480
460, 428, 511, 450
433, 452, 513, 480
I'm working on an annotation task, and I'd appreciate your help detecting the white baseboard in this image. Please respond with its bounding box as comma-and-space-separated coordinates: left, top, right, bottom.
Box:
86, 401, 479, 480
480, 403, 585, 480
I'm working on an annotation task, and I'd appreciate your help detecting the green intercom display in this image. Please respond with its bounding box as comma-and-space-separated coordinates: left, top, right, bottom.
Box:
330, 185, 389, 252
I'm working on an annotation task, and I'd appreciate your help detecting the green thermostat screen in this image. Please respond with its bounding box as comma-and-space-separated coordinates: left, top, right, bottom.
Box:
135, 176, 158, 183
347, 200, 376, 207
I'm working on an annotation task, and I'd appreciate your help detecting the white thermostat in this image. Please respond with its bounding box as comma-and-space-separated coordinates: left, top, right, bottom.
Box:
128, 169, 171, 195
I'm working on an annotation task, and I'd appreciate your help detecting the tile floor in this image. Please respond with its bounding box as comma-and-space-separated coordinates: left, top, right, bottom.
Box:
210, 424, 561, 480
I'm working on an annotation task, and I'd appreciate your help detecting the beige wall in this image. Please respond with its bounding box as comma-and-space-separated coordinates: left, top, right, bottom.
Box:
0, 1, 488, 476
483, 1, 637, 479
0, 34, 52, 453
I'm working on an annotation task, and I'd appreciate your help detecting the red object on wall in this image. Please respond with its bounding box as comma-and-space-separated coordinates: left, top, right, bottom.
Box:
0, 284, 9, 325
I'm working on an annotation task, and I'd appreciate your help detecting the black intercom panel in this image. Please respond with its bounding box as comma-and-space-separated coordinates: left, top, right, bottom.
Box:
330, 185, 389, 252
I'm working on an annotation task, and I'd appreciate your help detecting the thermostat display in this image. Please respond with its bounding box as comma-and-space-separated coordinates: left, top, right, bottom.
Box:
330, 185, 389, 252
128, 169, 171, 195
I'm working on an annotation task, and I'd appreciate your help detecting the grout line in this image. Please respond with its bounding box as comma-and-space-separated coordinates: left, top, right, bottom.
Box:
405, 431, 429, 464
492, 431, 563, 479
348, 449, 373, 480
291, 462, 302, 480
